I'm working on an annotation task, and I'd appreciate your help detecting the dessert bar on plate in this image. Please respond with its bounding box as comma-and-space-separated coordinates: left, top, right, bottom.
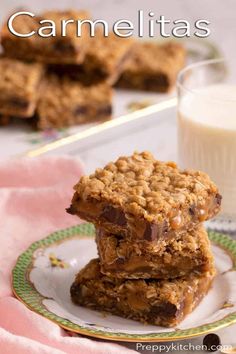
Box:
1, 10, 90, 64
37, 74, 113, 129
67, 151, 221, 242
116, 42, 186, 92
0, 57, 44, 117
48, 30, 134, 85
71, 258, 215, 327
96, 225, 214, 279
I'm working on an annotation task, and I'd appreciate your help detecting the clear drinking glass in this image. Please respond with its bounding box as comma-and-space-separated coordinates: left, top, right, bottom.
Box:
177, 58, 236, 232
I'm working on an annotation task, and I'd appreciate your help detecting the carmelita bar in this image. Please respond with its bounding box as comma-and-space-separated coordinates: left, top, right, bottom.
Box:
71, 258, 215, 327
67, 151, 221, 243
96, 225, 214, 279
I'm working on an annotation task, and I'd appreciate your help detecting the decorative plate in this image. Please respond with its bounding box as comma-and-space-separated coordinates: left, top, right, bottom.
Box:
12, 223, 236, 342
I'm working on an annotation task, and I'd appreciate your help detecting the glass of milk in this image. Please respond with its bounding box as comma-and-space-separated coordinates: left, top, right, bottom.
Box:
177, 58, 236, 231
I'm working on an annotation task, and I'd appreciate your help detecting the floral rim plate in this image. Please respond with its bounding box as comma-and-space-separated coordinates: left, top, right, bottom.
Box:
12, 223, 236, 342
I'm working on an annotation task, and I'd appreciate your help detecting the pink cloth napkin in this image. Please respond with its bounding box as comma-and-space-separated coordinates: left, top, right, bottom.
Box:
0, 157, 136, 354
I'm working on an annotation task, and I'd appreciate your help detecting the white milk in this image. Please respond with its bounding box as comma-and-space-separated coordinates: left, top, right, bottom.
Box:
178, 84, 236, 216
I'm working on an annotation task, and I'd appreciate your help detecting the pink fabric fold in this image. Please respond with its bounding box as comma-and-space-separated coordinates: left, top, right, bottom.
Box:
0, 157, 136, 354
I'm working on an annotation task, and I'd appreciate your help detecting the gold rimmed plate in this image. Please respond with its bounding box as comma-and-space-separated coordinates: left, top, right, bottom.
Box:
12, 223, 236, 342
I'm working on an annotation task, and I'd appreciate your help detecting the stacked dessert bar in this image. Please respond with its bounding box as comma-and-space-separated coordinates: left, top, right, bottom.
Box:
68, 151, 221, 327
0, 10, 186, 130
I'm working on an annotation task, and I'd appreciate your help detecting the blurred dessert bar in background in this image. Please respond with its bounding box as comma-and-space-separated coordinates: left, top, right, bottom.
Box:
1, 10, 91, 64
116, 42, 186, 92
0, 57, 44, 117
80, 31, 134, 84
48, 31, 134, 85
0, 115, 10, 126
0, 9, 186, 130
37, 75, 113, 129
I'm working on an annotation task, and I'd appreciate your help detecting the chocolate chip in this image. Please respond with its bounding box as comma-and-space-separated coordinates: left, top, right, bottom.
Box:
97, 105, 112, 117
53, 40, 75, 54
163, 221, 169, 234
115, 234, 124, 241
189, 205, 195, 216
215, 193, 222, 206
90, 68, 106, 81
165, 246, 172, 254
203, 333, 221, 352
102, 206, 116, 222
74, 106, 88, 116
151, 302, 177, 318
144, 74, 168, 91
70, 283, 80, 297
101, 206, 127, 226
143, 223, 156, 241
143, 221, 168, 241
116, 257, 125, 265
10, 97, 28, 109
66, 205, 76, 215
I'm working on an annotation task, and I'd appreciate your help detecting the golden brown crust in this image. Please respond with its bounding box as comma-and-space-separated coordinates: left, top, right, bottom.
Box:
71, 258, 215, 327
68, 151, 221, 240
